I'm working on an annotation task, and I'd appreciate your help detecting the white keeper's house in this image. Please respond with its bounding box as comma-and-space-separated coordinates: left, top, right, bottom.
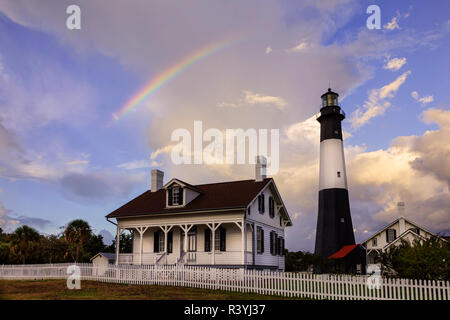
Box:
105, 158, 292, 270
362, 214, 444, 266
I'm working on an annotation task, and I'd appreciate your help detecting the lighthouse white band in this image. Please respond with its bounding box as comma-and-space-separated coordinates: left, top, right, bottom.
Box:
319, 138, 348, 190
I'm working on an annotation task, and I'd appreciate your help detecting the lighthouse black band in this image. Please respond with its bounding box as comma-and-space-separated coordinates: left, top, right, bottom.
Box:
314, 188, 356, 259
317, 106, 345, 142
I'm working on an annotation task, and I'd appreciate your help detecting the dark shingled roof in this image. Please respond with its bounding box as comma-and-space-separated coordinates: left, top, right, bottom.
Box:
106, 178, 272, 219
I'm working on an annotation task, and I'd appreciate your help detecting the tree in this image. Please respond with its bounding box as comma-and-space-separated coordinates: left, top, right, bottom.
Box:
285, 250, 322, 272
41, 235, 67, 263
107, 232, 133, 254
380, 236, 450, 280
9, 225, 42, 264
63, 219, 92, 262
82, 234, 106, 262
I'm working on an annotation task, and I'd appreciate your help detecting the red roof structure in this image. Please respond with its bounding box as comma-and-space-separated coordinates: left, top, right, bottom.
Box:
328, 244, 358, 259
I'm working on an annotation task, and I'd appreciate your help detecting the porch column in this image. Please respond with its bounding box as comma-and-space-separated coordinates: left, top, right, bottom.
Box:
179, 224, 193, 264
243, 221, 247, 268
253, 222, 256, 266
115, 226, 121, 266
233, 221, 245, 266
160, 225, 173, 265
137, 227, 148, 265
211, 224, 215, 265
207, 223, 221, 265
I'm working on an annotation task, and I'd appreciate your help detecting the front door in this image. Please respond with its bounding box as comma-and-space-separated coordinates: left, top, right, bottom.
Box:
181, 226, 197, 262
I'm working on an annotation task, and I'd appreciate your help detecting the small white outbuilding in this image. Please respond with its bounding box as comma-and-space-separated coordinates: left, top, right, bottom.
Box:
91, 252, 116, 276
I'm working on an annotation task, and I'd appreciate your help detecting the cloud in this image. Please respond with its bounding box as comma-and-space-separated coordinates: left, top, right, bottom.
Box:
60, 171, 145, 201
0, 59, 97, 132
265, 47, 272, 54
118, 159, 152, 170
216, 90, 288, 110
384, 16, 400, 30
1, 0, 448, 251
286, 40, 311, 53
0, 200, 51, 233
411, 91, 434, 105
350, 71, 411, 129
65, 160, 89, 166
99, 229, 114, 245
383, 57, 406, 71
243, 90, 287, 110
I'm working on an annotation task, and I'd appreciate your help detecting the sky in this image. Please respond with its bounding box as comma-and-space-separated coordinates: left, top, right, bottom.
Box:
0, 0, 449, 251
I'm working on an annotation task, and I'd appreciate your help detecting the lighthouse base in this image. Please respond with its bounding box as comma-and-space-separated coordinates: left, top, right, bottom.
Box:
314, 188, 356, 273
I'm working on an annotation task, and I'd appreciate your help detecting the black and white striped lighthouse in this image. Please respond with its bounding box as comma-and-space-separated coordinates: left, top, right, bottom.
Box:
314, 89, 356, 270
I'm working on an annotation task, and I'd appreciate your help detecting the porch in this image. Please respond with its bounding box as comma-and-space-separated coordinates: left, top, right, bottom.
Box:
115, 219, 254, 267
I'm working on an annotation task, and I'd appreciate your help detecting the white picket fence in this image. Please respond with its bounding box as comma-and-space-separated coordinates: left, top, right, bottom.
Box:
0, 263, 449, 300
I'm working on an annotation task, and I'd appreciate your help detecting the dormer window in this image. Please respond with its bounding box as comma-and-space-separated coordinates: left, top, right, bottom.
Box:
173, 187, 180, 205
167, 184, 183, 206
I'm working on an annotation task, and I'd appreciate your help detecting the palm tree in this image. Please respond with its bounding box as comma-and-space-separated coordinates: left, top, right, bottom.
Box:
10, 225, 41, 264
63, 219, 92, 262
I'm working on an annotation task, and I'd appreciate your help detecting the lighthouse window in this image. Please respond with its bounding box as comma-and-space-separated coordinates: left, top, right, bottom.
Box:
337, 171, 341, 178
340, 218, 345, 223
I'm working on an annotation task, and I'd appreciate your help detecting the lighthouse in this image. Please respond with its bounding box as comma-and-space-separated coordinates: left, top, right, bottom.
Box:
314, 89, 360, 273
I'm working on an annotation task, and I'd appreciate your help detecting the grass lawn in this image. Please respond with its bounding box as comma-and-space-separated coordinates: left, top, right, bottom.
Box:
0, 280, 303, 300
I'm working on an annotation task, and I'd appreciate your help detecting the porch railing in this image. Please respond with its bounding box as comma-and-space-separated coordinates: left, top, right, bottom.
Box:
119, 251, 257, 266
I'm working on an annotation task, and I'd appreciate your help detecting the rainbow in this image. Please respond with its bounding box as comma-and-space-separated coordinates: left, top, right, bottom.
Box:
112, 37, 238, 123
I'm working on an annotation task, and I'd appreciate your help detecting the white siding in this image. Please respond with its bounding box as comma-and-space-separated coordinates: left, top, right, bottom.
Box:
247, 186, 284, 229
245, 185, 286, 270
364, 218, 434, 251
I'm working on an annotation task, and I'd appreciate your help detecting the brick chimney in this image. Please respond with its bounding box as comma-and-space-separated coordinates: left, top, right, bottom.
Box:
151, 169, 164, 191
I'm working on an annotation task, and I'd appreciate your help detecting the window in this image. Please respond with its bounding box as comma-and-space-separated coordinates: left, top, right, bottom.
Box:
269, 197, 275, 218
247, 207, 251, 216
386, 229, 397, 242
207, 227, 226, 252
188, 226, 197, 252
409, 228, 420, 235
280, 216, 282, 227
337, 171, 341, 178
204, 229, 211, 252
372, 238, 377, 247
173, 187, 180, 205
340, 218, 345, 223
214, 229, 221, 251
270, 231, 277, 255
279, 237, 284, 256
258, 194, 265, 214
167, 185, 183, 206
158, 232, 165, 252
214, 227, 226, 251
257, 227, 264, 254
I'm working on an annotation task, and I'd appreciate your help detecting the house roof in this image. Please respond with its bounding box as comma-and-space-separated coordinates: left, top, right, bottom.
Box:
163, 178, 203, 193
106, 178, 276, 219
361, 216, 437, 245
382, 229, 427, 251
90, 252, 116, 262
328, 244, 358, 259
